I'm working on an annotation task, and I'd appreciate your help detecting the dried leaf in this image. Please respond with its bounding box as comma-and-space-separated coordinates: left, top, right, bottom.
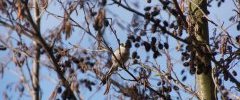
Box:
180, 0, 185, 12
65, 20, 72, 39
16, 1, 23, 20
104, 81, 111, 95
0, 1, 7, 11
94, 8, 105, 31
220, 36, 227, 55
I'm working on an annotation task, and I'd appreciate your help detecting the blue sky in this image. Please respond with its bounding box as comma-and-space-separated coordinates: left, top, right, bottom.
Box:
0, 0, 239, 100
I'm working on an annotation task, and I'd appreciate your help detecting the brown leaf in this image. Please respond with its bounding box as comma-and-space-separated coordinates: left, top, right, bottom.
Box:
65, 20, 72, 40
94, 8, 105, 31
220, 36, 227, 55
104, 81, 111, 95
0, 1, 7, 11
16, 2, 23, 20
180, 0, 185, 12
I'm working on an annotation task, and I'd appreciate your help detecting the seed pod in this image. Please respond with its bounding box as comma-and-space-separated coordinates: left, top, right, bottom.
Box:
154, 19, 161, 25
136, 55, 140, 59
132, 51, 138, 59
181, 69, 185, 75
144, 6, 151, 11
134, 43, 140, 48
163, 21, 168, 27
151, 37, 157, 45
128, 35, 135, 41
104, 19, 109, 27
151, 24, 157, 33
183, 62, 189, 67
224, 74, 228, 81
218, 78, 222, 85
164, 42, 169, 49
133, 59, 138, 64
57, 87, 62, 94
236, 35, 240, 45
151, 7, 160, 17
146, 0, 151, 3
144, 12, 151, 20
142, 41, 151, 52
227, 46, 232, 53
189, 67, 196, 75
0, 45, 6, 51
65, 60, 71, 68
167, 86, 172, 92
232, 70, 237, 76
169, 9, 178, 16
182, 76, 187, 81
158, 42, 163, 49
153, 51, 160, 59
157, 81, 161, 86
169, 22, 175, 29
173, 86, 179, 91
140, 30, 147, 36
237, 22, 240, 31
152, 45, 157, 52
136, 36, 141, 42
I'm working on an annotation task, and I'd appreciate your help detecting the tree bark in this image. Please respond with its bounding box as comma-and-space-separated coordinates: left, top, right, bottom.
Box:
32, 42, 40, 100
32, 0, 40, 100
189, 0, 216, 100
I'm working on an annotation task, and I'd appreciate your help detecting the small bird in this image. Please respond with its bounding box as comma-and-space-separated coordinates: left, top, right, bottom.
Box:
102, 43, 130, 84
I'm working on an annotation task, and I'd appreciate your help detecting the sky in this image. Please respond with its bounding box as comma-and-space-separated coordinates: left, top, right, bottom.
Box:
0, 0, 239, 100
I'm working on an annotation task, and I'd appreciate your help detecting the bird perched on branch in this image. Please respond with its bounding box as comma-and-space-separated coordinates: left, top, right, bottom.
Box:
101, 43, 131, 85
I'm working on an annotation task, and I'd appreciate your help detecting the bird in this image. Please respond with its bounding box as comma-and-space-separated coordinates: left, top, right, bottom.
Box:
101, 43, 130, 84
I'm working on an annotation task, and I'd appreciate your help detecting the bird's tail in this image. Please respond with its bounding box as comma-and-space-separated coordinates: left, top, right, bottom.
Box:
101, 66, 114, 84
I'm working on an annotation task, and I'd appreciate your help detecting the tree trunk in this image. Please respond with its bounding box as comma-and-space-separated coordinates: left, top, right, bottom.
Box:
32, 0, 40, 100
189, 0, 216, 100
32, 42, 40, 100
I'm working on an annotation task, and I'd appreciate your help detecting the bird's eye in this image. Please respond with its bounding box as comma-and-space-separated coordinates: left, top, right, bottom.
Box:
120, 43, 124, 46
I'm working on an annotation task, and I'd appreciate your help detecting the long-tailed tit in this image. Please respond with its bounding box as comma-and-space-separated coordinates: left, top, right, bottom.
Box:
102, 43, 130, 84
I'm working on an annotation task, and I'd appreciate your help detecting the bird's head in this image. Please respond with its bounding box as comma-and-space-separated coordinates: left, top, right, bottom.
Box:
119, 42, 131, 50
122, 40, 132, 49
119, 43, 125, 47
